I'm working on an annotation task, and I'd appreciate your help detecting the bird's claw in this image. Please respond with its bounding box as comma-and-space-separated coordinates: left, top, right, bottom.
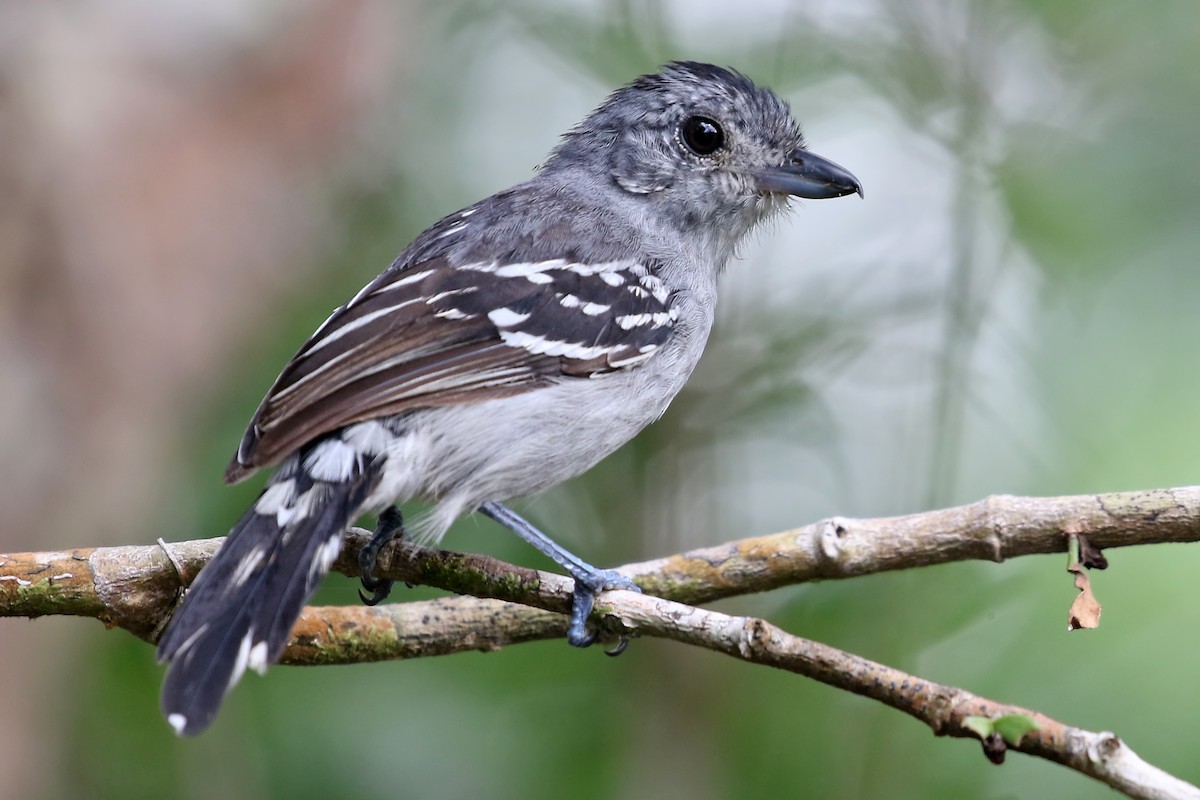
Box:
566, 568, 640, 653
357, 575, 393, 606
357, 506, 404, 606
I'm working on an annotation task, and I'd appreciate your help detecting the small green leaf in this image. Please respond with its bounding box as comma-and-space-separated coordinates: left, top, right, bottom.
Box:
964, 716, 994, 739
991, 714, 1040, 745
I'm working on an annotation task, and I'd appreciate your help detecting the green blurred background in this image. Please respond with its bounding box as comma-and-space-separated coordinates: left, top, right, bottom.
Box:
2, 1, 1199, 797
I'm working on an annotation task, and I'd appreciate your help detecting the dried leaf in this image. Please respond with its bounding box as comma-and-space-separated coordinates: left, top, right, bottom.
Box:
1067, 565, 1102, 630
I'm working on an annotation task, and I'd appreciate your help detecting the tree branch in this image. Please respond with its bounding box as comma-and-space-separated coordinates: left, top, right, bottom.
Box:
3, 486, 1200, 798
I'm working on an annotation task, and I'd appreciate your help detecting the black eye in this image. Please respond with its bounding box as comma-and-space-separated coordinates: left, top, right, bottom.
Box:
681, 116, 725, 156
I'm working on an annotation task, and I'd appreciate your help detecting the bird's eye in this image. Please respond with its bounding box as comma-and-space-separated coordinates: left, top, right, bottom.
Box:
680, 116, 725, 156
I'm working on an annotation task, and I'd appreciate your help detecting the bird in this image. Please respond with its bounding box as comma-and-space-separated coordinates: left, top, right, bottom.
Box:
155, 61, 862, 735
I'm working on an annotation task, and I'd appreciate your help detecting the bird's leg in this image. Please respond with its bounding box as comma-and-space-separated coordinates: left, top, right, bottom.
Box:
358, 506, 405, 605
479, 501, 640, 650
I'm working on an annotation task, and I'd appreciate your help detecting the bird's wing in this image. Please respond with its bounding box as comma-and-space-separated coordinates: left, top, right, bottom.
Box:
226, 256, 678, 481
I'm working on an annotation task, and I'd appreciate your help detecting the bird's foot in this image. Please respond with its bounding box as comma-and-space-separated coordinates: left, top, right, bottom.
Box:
478, 501, 641, 653
358, 506, 405, 606
566, 567, 641, 653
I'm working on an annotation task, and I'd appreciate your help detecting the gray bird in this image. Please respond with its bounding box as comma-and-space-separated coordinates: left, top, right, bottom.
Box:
156, 61, 861, 735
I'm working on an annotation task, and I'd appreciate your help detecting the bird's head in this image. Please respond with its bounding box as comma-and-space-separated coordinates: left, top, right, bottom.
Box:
546, 61, 861, 257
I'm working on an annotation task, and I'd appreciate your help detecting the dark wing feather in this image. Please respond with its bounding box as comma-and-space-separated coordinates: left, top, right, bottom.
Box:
226, 256, 678, 482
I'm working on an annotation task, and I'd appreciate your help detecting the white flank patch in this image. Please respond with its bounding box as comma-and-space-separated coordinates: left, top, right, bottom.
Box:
247, 641, 271, 676
255, 479, 297, 516
361, 431, 427, 511
342, 420, 394, 456
487, 307, 532, 327
230, 548, 266, 588
581, 302, 609, 316
167, 713, 188, 735
305, 439, 359, 482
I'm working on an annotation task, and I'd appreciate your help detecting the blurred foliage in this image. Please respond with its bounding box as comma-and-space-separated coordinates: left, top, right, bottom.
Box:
14, 1, 1200, 798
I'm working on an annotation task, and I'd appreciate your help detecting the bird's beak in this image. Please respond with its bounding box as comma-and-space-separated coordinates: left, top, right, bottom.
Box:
755, 148, 863, 199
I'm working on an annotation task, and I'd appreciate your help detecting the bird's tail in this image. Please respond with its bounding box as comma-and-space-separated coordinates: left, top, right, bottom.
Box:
157, 447, 380, 736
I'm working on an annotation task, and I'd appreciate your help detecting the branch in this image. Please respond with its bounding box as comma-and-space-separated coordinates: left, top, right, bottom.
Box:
287, 565, 1194, 799
3, 486, 1199, 798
